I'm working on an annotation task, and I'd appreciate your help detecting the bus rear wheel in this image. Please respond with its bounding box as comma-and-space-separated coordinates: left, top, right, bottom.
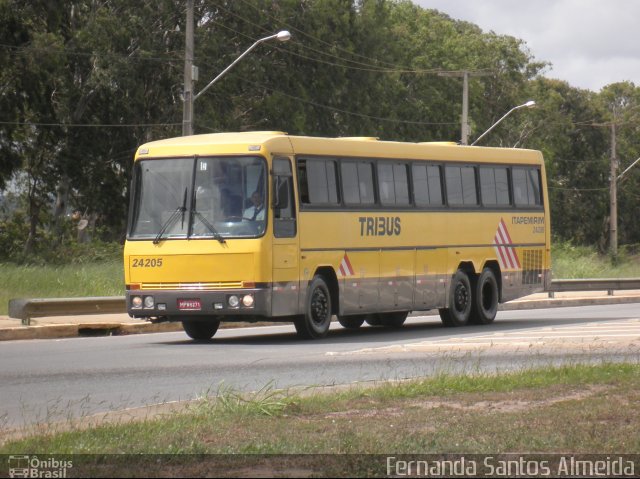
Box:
377, 311, 409, 328
294, 275, 332, 339
182, 319, 220, 340
470, 268, 499, 325
338, 315, 366, 329
439, 270, 472, 327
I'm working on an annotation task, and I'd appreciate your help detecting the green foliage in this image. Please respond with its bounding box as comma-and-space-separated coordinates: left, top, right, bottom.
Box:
0, 208, 123, 264
0, 0, 639, 248
551, 240, 640, 278
193, 382, 301, 419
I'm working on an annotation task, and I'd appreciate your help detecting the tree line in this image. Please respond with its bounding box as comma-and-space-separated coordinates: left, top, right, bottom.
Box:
0, 0, 638, 262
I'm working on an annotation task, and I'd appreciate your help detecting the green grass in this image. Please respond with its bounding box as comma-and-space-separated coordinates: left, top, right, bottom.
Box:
551, 241, 640, 278
1, 363, 639, 476
0, 261, 124, 315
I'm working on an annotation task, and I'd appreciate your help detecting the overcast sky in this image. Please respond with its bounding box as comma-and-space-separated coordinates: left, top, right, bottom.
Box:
413, 0, 640, 92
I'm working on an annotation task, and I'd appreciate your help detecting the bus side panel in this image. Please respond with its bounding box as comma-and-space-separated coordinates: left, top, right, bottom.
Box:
272, 241, 300, 316
415, 248, 448, 311
379, 250, 413, 311
341, 250, 379, 315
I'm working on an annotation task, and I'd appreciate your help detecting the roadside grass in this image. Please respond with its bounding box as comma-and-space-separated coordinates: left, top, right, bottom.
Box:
0, 261, 124, 315
551, 241, 640, 278
2, 362, 639, 459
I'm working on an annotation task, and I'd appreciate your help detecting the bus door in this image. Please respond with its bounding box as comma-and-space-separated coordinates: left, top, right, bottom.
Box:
271, 157, 300, 316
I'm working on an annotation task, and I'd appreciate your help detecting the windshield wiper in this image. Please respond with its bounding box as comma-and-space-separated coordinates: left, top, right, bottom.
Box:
153, 188, 188, 245
192, 210, 226, 244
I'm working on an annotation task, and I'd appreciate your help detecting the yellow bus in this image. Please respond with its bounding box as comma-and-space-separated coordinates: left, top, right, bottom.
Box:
124, 131, 550, 340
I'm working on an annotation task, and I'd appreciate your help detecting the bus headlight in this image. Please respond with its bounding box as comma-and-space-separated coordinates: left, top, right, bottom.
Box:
131, 296, 143, 309
143, 296, 155, 309
242, 294, 254, 308
228, 295, 240, 308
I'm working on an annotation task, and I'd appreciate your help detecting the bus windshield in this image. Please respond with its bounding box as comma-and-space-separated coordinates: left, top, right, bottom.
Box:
129, 156, 266, 241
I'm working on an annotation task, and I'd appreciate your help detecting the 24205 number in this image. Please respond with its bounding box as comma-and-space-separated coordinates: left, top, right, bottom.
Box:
132, 258, 163, 268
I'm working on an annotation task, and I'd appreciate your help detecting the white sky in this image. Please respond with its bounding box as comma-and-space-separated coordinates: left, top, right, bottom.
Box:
413, 0, 640, 92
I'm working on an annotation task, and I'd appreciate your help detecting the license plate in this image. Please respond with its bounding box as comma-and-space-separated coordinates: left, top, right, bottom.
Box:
178, 299, 202, 310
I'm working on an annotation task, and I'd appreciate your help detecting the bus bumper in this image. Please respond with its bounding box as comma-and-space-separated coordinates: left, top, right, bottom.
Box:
126, 288, 270, 319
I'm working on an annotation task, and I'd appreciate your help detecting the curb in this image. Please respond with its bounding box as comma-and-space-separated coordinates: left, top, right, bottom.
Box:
498, 295, 640, 310
0, 321, 183, 341
1, 296, 639, 342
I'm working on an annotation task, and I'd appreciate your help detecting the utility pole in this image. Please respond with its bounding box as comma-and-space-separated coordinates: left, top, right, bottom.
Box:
182, 0, 195, 136
180, 0, 289, 137
609, 117, 618, 257
438, 70, 491, 144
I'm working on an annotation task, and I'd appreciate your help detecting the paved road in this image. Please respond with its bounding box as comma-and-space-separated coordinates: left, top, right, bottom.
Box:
1, 304, 639, 430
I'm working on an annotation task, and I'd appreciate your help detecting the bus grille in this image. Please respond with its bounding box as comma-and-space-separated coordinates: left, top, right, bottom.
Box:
141, 281, 244, 290
522, 249, 543, 285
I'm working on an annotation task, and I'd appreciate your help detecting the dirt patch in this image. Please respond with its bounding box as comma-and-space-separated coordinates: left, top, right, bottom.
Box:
318, 384, 611, 421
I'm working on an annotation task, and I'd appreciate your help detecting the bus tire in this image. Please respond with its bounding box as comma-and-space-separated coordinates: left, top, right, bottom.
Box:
470, 268, 499, 325
182, 319, 220, 340
439, 270, 472, 327
377, 311, 409, 328
364, 314, 382, 326
338, 315, 366, 329
294, 275, 332, 339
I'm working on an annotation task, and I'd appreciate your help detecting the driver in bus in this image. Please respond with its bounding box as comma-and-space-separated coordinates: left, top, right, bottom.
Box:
243, 190, 265, 221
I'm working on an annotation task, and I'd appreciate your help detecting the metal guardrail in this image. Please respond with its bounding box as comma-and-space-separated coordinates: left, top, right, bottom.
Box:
9, 297, 126, 326
547, 278, 640, 297
7, 278, 640, 326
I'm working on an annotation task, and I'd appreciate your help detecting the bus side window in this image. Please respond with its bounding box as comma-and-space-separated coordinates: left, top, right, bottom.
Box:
341, 160, 375, 206
300, 158, 340, 206
528, 169, 542, 205
480, 166, 511, 207
412, 164, 443, 207
297, 159, 310, 204
273, 158, 296, 238
513, 168, 526, 206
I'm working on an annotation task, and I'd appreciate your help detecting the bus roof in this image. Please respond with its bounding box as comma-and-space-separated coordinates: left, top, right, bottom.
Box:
135, 131, 543, 165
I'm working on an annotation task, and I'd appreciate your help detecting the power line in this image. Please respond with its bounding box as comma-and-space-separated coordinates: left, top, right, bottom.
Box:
0, 121, 182, 128
227, 0, 404, 70
231, 77, 459, 127
206, 3, 494, 76
0, 42, 182, 64
548, 186, 608, 192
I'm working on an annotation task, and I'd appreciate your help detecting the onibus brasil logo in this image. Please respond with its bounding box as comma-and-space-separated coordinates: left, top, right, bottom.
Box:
8, 455, 72, 478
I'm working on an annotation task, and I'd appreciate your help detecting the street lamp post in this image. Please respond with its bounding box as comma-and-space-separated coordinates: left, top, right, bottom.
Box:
471, 100, 536, 146
611, 154, 640, 257
181, 3, 291, 136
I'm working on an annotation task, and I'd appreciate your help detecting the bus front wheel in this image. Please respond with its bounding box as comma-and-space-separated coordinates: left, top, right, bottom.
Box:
295, 275, 332, 339
439, 270, 472, 327
182, 319, 220, 340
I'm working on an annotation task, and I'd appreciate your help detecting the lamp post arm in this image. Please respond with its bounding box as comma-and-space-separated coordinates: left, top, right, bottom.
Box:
471, 100, 535, 146
193, 34, 278, 101
618, 156, 640, 182
470, 106, 517, 146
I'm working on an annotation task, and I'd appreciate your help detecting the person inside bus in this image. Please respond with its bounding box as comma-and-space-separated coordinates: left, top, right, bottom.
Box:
243, 190, 265, 221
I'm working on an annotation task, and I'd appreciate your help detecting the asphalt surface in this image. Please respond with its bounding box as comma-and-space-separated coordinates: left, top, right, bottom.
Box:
0, 300, 639, 432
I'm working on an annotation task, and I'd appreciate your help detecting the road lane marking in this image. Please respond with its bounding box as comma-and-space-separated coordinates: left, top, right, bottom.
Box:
327, 318, 640, 356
